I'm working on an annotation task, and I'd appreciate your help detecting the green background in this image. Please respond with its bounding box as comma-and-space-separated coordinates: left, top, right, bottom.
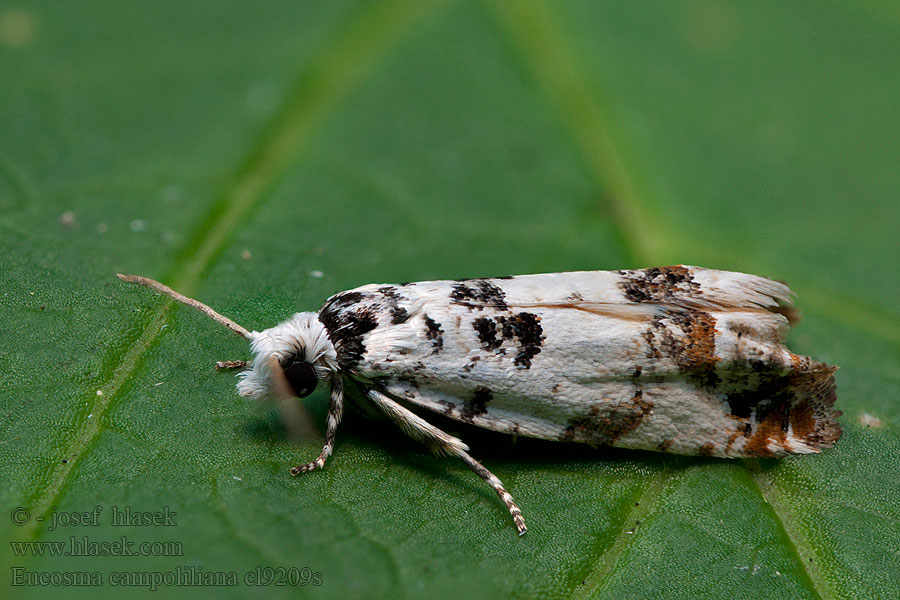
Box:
2, 1, 898, 598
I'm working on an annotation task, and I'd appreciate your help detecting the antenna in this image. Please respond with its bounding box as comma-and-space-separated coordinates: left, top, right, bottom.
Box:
116, 274, 252, 339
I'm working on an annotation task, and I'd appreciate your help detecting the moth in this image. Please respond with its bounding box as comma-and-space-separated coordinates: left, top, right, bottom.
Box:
117, 265, 840, 535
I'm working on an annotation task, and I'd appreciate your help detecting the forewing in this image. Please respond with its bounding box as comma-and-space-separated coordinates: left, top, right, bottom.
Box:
323, 267, 836, 457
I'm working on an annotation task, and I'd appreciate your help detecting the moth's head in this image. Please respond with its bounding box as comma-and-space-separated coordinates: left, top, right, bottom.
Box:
115, 274, 338, 402
237, 312, 338, 402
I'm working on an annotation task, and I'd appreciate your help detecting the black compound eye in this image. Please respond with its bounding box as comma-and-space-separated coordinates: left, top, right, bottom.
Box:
281, 359, 318, 398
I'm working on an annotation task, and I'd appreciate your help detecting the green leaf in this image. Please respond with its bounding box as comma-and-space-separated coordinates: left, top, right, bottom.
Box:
2, 1, 898, 598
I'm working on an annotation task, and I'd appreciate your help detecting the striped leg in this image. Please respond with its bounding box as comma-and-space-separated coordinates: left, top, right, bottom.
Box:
366, 388, 527, 536
215, 360, 251, 370
290, 377, 344, 475
455, 452, 527, 536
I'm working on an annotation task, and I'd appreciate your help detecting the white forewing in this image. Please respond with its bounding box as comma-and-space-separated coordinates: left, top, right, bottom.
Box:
333, 266, 836, 458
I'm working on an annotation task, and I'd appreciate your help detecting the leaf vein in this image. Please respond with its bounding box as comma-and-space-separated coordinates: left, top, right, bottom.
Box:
11, 0, 450, 555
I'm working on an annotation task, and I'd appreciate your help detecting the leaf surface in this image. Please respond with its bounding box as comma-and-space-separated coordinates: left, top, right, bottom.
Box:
2, 1, 898, 598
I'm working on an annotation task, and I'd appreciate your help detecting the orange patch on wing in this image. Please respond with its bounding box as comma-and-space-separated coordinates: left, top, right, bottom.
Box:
681, 311, 718, 369
789, 399, 816, 440
745, 408, 789, 457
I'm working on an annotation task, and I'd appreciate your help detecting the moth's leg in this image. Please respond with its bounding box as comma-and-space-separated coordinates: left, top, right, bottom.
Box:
366, 388, 527, 536
290, 377, 344, 475
215, 360, 251, 370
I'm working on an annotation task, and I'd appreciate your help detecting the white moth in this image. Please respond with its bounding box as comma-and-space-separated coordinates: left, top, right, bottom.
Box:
117, 266, 841, 536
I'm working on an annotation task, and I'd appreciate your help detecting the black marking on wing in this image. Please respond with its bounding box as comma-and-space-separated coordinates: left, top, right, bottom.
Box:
450, 279, 508, 310
456, 275, 514, 281
498, 312, 544, 368
723, 360, 792, 420
319, 291, 380, 370
617, 265, 701, 304
461, 386, 492, 421
424, 315, 444, 353
321, 291, 364, 313
473, 317, 502, 351
378, 286, 410, 324
391, 307, 410, 324
471, 312, 544, 368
